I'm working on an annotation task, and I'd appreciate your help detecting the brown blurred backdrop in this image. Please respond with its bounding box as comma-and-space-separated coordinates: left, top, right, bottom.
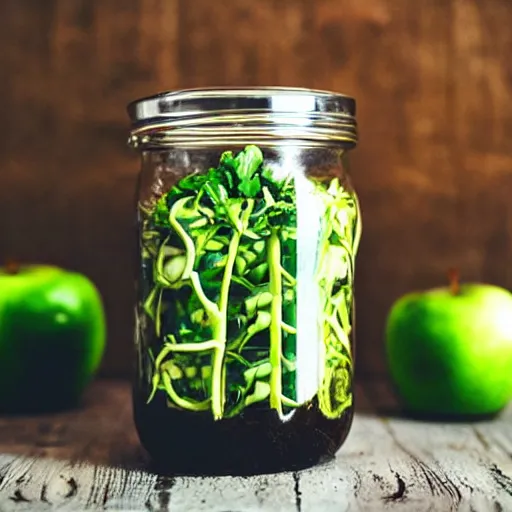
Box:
1, 0, 511, 378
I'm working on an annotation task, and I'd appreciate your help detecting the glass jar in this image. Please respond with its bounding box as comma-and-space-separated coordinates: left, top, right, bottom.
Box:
127, 87, 361, 476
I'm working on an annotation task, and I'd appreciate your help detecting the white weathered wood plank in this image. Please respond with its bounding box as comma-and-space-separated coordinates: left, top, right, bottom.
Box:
0, 380, 510, 511
168, 474, 297, 512
103, 469, 159, 511
362, 379, 512, 510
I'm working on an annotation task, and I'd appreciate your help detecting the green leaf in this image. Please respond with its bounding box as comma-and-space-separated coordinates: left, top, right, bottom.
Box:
245, 381, 271, 406
237, 247, 258, 267
244, 291, 273, 318
235, 256, 247, 275
235, 145, 263, 181
204, 239, 225, 251
219, 150, 236, 172
178, 173, 207, 192
248, 262, 268, 284
238, 175, 261, 198
205, 165, 235, 197
162, 255, 188, 283
243, 361, 272, 383
204, 180, 228, 205
252, 241, 265, 254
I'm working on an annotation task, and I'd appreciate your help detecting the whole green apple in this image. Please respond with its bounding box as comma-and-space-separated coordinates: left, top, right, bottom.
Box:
386, 274, 512, 416
0, 264, 106, 413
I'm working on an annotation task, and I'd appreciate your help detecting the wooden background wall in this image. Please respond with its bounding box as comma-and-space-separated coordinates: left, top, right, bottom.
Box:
1, 0, 511, 378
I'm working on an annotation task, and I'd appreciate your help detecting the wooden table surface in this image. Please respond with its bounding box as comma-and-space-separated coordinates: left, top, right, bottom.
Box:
0, 380, 510, 512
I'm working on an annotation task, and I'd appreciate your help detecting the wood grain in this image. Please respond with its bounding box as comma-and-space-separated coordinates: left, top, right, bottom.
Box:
0, 0, 511, 377
0, 380, 511, 511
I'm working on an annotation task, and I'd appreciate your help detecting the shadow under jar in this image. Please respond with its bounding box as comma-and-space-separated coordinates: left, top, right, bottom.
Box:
127, 87, 362, 476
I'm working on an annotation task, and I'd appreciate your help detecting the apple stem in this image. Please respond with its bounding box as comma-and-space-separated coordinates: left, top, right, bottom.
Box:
448, 267, 460, 295
5, 259, 20, 275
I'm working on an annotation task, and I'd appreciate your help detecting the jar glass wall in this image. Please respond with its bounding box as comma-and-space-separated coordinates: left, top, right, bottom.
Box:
128, 88, 362, 476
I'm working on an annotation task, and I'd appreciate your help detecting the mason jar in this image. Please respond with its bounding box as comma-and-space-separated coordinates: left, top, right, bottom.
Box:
127, 87, 362, 476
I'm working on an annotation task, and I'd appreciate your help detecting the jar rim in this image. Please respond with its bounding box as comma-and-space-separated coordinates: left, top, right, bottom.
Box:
128, 86, 356, 123
127, 87, 357, 149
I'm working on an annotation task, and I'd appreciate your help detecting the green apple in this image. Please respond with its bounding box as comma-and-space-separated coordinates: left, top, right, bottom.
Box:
386, 274, 512, 417
0, 264, 106, 413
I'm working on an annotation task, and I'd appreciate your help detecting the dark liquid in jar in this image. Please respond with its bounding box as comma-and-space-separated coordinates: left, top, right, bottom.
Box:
133, 388, 353, 476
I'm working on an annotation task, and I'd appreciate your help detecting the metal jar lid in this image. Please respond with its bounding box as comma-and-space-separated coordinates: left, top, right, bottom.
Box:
127, 87, 357, 148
